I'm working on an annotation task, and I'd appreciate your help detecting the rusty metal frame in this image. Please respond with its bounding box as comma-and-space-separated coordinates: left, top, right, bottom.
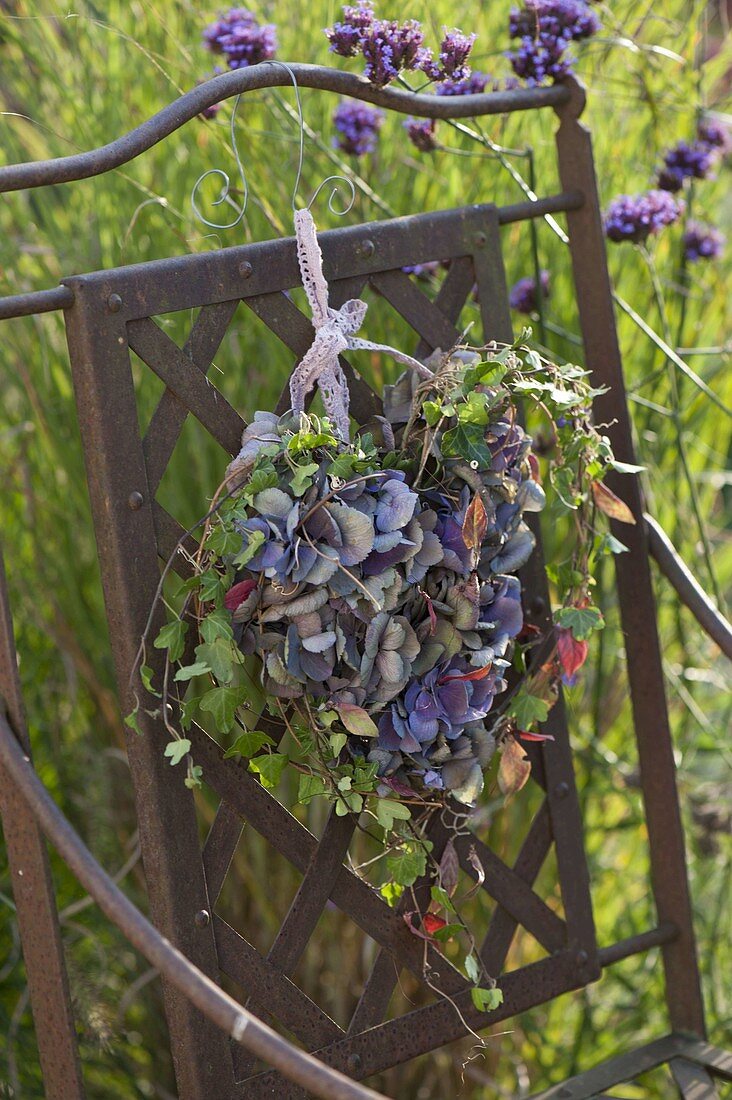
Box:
0, 66, 728, 1099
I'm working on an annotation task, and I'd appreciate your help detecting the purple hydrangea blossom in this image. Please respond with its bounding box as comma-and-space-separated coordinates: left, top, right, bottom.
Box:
697, 117, 731, 156
509, 0, 600, 42
404, 117, 438, 152
203, 8, 277, 69
604, 190, 683, 244
509, 270, 550, 313
333, 101, 384, 155
683, 221, 725, 262
657, 140, 717, 192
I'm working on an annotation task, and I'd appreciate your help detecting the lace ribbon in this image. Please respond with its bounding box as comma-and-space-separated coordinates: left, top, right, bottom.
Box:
289, 208, 433, 440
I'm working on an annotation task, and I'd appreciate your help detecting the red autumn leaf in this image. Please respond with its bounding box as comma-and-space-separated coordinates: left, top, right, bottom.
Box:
224, 578, 257, 611
518, 730, 556, 743
498, 736, 531, 799
438, 663, 492, 685
403, 912, 436, 942
528, 453, 542, 482
461, 494, 488, 552
591, 480, 636, 525
556, 627, 589, 684
423, 913, 448, 935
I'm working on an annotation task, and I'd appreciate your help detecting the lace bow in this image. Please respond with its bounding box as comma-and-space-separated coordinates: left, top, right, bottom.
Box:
289, 208, 432, 440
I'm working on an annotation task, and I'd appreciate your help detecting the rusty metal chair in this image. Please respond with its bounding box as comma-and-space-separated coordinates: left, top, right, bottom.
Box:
1, 66, 730, 1099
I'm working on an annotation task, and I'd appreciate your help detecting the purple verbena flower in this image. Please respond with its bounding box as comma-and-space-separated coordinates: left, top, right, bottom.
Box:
333, 101, 384, 156
507, 33, 573, 84
360, 19, 431, 85
436, 71, 491, 96
402, 261, 441, 277
657, 140, 717, 192
604, 190, 684, 244
203, 8, 277, 69
425, 29, 476, 82
697, 117, 731, 156
509, 270, 550, 313
683, 220, 725, 262
509, 0, 600, 43
405, 117, 438, 152
325, 0, 375, 57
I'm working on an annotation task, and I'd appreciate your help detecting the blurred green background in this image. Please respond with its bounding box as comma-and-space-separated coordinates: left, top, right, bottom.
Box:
0, 1, 730, 1097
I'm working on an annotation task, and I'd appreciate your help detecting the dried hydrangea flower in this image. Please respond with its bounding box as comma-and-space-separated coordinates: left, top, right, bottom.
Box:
657, 140, 717, 192
203, 7, 277, 69
509, 270, 551, 313
604, 190, 683, 244
332, 101, 384, 155
683, 221, 725, 262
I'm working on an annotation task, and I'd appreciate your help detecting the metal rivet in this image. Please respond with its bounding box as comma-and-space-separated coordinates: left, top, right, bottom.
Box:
107, 293, 122, 312
530, 597, 546, 616
554, 782, 569, 800
239, 261, 253, 279
194, 909, 210, 928
360, 239, 375, 258
349, 1053, 362, 1071
576, 950, 589, 966
474, 231, 487, 247
128, 491, 144, 510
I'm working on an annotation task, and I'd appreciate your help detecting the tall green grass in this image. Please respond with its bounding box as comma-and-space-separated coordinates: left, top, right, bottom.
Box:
0, 1, 730, 1096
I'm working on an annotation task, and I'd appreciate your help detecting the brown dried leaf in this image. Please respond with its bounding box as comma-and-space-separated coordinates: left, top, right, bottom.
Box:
438, 839, 460, 898
459, 844, 486, 901
498, 736, 531, 800
462, 494, 488, 551
591, 480, 636, 525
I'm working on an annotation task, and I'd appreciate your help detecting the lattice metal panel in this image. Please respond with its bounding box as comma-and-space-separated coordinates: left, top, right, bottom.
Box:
63, 202, 599, 1098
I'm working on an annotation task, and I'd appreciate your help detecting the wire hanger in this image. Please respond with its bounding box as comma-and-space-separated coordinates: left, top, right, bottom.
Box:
190, 61, 354, 230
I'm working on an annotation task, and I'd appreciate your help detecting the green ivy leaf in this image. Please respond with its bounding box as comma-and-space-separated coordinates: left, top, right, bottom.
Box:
334, 790, 363, 816
470, 986, 504, 1013
124, 709, 142, 735
242, 461, 278, 498
297, 773, 327, 804
200, 609, 235, 643
199, 570, 226, 605
174, 661, 210, 682
457, 391, 490, 426
195, 639, 235, 684
555, 605, 605, 640
386, 843, 428, 887
199, 684, 246, 732
508, 692, 550, 728
441, 423, 492, 468
430, 885, 456, 913
335, 703, 379, 739
609, 459, 645, 474
290, 462, 319, 496
205, 526, 242, 557
224, 730, 276, 759
248, 752, 289, 789
184, 764, 203, 790
375, 799, 412, 831
164, 738, 191, 766
380, 881, 404, 907
233, 529, 265, 567
178, 698, 199, 731
153, 620, 188, 663
139, 664, 160, 698
464, 953, 480, 983
431, 922, 464, 943
329, 731, 347, 758
423, 400, 444, 427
